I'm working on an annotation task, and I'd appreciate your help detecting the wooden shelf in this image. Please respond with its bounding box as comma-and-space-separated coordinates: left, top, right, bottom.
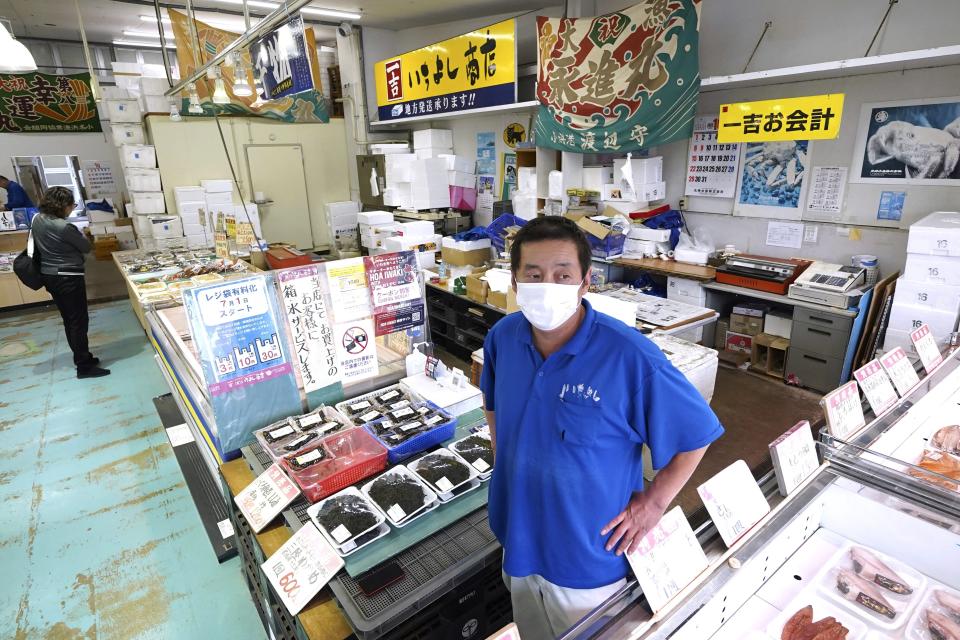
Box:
613, 257, 716, 282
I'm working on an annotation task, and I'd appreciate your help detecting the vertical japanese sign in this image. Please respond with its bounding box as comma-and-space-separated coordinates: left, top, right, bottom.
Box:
879, 347, 920, 396
768, 420, 819, 497
685, 115, 742, 198
534, 1, 701, 153
853, 359, 899, 416
0, 72, 101, 133
374, 19, 517, 121
910, 323, 944, 373
235, 462, 301, 532
697, 460, 770, 548
277, 265, 339, 394
364, 251, 426, 337
248, 14, 314, 101
263, 522, 344, 616
717, 94, 844, 143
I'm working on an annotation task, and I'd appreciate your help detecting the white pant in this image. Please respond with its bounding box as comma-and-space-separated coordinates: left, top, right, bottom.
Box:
503, 570, 626, 640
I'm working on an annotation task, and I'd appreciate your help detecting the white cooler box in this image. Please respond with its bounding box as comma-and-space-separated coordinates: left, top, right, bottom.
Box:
133, 215, 154, 238
648, 333, 718, 403
886, 300, 959, 339
175, 186, 205, 205
124, 168, 161, 192
106, 99, 141, 123
883, 327, 949, 359
131, 191, 165, 214
902, 253, 960, 286
906, 211, 960, 257
121, 145, 156, 169
148, 216, 183, 239
382, 234, 440, 268
413, 129, 453, 149
358, 210, 395, 226
667, 276, 707, 306
400, 373, 483, 417
893, 277, 960, 313
111, 123, 145, 146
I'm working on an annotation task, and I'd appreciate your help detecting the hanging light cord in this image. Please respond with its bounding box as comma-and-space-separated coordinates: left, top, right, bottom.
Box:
73, 0, 100, 102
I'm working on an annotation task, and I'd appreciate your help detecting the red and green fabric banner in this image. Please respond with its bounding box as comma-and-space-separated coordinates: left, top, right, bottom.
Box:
0, 72, 101, 133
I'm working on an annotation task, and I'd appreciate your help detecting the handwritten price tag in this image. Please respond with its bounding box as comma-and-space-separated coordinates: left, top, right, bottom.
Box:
626, 506, 709, 612
769, 421, 819, 497
235, 463, 301, 532
911, 323, 943, 373
697, 460, 770, 548
880, 347, 920, 396
853, 359, 899, 416
262, 522, 344, 616
821, 381, 866, 440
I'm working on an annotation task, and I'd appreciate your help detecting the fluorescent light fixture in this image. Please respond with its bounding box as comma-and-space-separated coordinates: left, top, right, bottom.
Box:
301, 7, 361, 19
0, 22, 38, 72
140, 15, 171, 23
140, 13, 239, 31
123, 29, 175, 39
112, 39, 176, 49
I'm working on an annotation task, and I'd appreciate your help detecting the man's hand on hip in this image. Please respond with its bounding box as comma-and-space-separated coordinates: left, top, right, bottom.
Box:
601, 491, 667, 557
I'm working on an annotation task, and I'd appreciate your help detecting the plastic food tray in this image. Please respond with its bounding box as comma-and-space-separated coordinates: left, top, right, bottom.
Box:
363, 402, 457, 464
361, 465, 439, 528
904, 583, 960, 640
281, 427, 389, 503
336, 384, 419, 424
766, 594, 869, 640
253, 405, 353, 461
307, 487, 389, 557
447, 432, 494, 480
407, 448, 480, 502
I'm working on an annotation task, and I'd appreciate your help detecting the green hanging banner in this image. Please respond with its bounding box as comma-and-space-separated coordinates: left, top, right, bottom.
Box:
0, 72, 102, 133
533, 0, 701, 153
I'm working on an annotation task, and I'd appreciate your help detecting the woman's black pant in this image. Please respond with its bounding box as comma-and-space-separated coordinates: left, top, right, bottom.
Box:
41, 274, 94, 370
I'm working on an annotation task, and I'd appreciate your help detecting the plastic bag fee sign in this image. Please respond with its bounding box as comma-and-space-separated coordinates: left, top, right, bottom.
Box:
236, 463, 301, 532
880, 347, 920, 396
263, 522, 344, 616
910, 323, 943, 373
853, 359, 899, 416
821, 381, 866, 440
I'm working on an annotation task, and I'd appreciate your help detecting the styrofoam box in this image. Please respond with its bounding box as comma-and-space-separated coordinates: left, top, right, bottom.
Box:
183, 223, 206, 237
201, 179, 232, 193
634, 181, 666, 201
175, 186, 204, 204
438, 154, 475, 173
114, 75, 140, 94
139, 94, 174, 114
87, 209, 115, 224
178, 210, 203, 227
358, 210, 394, 226
883, 327, 949, 356
111, 123, 144, 147
383, 233, 440, 253
177, 201, 203, 217
613, 156, 663, 185
648, 333, 718, 402
326, 201, 359, 220
359, 222, 399, 237
117, 233, 137, 251
138, 77, 170, 96
383, 185, 412, 208
100, 86, 130, 100
413, 128, 453, 150
629, 225, 671, 242
133, 215, 153, 237
906, 211, 960, 257
131, 191, 165, 214
397, 220, 434, 237
384, 153, 417, 183
448, 170, 476, 188
111, 61, 141, 75
412, 159, 451, 209
88, 222, 110, 236
149, 216, 183, 239
583, 166, 614, 192
124, 168, 161, 192
360, 229, 398, 249
370, 143, 410, 155
887, 300, 959, 337
121, 144, 156, 169
764, 312, 792, 339
416, 147, 453, 160
902, 253, 960, 286
441, 237, 491, 251
204, 191, 234, 206
667, 277, 706, 303
894, 277, 960, 313
106, 99, 142, 123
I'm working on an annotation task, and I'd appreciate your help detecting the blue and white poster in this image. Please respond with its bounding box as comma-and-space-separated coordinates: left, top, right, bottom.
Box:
249, 14, 314, 101
734, 140, 811, 221
877, 191, 906, 221
853, 97, 960, 184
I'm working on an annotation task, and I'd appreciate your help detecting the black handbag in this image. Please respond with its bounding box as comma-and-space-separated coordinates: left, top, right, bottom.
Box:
13, 229, 44, 291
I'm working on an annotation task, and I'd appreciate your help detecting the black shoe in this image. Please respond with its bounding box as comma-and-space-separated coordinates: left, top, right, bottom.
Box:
91, 357, 100, 365
77, 366, 111, 379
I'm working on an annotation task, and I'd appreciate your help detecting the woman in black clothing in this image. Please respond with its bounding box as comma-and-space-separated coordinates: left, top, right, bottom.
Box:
32, 187, 110, 378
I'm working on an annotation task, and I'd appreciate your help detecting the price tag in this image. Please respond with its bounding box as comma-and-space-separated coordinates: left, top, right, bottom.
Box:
391, 407, 415, 420
424, 414, 444, 426
880, 347, 920, 396
268, 425, 296, 440
330, 524, 352, 544
626, 506, 709, 613
387, 504, 406, 521
911, 323, 944, 373
293, 448, 323, 466
299, 413, 323, 428
214, 231, 229, 258
853, 360, 899, 416
821, 381, 866, 440
166, 423, 195, 447
235, 463, 301, 532
217, 518, 235, 539
380, 390, 401, 402
389, 399, 411, 411
399, 421, 423, 432
435, 476, 454, 492
262, 522, 344, 616
359, 410, 381, 423
472, 458, 491, 473
768, 421, 819, 497
697, 460, 770, 547
349, 400, 372, 413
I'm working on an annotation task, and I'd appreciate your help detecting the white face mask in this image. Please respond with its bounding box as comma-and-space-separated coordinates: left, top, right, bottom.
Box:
515, 280, 583, 331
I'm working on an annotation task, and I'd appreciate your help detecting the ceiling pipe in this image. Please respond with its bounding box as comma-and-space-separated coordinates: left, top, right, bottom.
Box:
152, 0, 174, 87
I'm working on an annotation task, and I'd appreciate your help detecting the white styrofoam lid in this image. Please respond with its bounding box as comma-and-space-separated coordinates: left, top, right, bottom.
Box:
911, 211, 960, 229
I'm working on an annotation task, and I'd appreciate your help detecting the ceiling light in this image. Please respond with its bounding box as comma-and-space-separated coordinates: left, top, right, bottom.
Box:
232, 73, 253, 97
217, 0, 278, 8
0, 22, 38, 72
140, 13, 239, 31
212, 70, 230, 104
188, 83, 204, 114
112, 39, 176, 49
301, 7, 361, 20
123, 29, 175, 39
140, 15, 171, 23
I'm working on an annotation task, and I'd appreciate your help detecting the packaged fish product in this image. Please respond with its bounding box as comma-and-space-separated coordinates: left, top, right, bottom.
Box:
407, 448, 479, 501
307, 487, 387, 555
904, 585, 960, 640
362, 465, 438, 527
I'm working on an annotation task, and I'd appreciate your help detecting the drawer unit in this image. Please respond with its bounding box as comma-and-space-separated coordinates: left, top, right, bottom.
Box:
784, 348, 845, 393
789, 319, 851, 357
791, 306, 853, 334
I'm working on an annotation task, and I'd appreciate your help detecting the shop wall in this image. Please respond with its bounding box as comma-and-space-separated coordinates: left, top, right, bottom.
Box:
146, 116, 351, 248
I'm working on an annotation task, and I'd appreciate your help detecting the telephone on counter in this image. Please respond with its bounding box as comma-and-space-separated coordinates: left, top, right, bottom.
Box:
788, 261, 866, 308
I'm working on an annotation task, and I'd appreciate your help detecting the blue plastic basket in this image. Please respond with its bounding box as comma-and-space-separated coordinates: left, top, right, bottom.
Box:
486, 214, 527, 253
587, 232, 626, 259
363, 402, 457, 464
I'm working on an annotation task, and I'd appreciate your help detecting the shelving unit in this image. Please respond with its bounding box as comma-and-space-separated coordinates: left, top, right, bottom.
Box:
426, 284, 505, 360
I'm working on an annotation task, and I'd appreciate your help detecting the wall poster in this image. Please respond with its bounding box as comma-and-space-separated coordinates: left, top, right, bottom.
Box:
734, 140, 812, 220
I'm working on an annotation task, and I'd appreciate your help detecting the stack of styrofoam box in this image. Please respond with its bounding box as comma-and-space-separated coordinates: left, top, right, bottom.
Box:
119, 142, 166, 247
138, 77, 175, 115
884, 211, 960, 357
174, 186, 209, 249
382, 153, 417, 209
440, 154, 477, 210
359, 211, 397, 251
110, 62, 142, 96
87, 208, 116, 237
413, 129, 453, 160
611, 156, 665, 203
326, 201, 360, 257
667, 276, 708, 343
201, 180, 236, 231
233, 202, 263, 244
370, 143, 411, 155
411, 158, 451, 210
383, 230, 442, 268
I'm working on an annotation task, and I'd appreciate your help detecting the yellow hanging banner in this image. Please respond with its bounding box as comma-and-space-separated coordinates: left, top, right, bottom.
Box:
717, 94, 845, 143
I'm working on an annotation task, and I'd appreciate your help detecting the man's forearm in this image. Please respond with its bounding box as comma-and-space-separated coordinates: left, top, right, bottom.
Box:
645, 445, 710, 510
483, 408, 496, 453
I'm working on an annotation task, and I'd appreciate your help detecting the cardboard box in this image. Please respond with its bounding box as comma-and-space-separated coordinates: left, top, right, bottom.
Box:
764, 312, 793, 339
93, 235, 120, 260
725, 331, 754, 354
715, 318, 730, 350
751, 333, 790, 377
487, 289, 508, 310
466, 270, 490, 304
576, 216, 613, 240
112, 217, 134, 228
442, 245, 491, 267
732, 302, 767, 318
730, 313, 764, 336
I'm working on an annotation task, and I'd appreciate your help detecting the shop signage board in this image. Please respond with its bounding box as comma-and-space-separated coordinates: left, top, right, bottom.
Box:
769, 421, 819, 497
248, 14, 314, 101
262, 521, 344, 616
373, 19, 516, 121
626, 506, 709, 612
821, 381, 866, 440
910, 323, 944, 373
853, 359, 899, 416
325, 257, 374, 323
697, 460, 770, 547
236, 462, 301, 532
684, 115, 742, 198
880, 347, 921, 396
333, 318, 379, 384
276, 265, 339, 394
365, 252, 421, 312
533, 1, 701, 153
0, 72, 101, 133
717, 94, 844, 143
80, 160, 118, 199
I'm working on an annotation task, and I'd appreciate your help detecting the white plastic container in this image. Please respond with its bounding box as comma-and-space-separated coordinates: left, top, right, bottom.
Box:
647, 333, 718, 403
120, 144, 156, 169
416, 147, 453, 160
131, 191, 165, 214
902, 253, 960, 286
111, 123, 144, 147
906, 211, 960, 257
894, 277, 960, 313
138, 77, 170, 96
358, 210, 394, 226
407, 448, 480, 502
361, 466, 439, 528
886, 301, 959, 338
384, 153, 417, 183
174, 186, 205, 205
107, 99, 142, 123
438, 154, 475, 173
448, 170, 476, 188
201, 179, 233, 193
148, 215, 183, 239
124, 168, 161, 192
307, 487, 389, 557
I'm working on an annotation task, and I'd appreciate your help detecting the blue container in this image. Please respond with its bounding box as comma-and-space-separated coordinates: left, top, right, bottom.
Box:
364, 402, 457, 464
486, 214, 527, 253
587, 232, 626, 259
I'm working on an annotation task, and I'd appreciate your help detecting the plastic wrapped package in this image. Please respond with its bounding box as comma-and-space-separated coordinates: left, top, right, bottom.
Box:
254, 405, 353, 461
674, 228, 715, 265
448, 431, 494, 479
307, 487, 388, 556
281, 427, 388, 502
363, 401, 457, 464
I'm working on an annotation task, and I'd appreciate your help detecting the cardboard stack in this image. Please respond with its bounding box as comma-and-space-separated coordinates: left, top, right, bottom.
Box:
884, 211, 960, 356
326, 201, 360, 257
667, 277, 707, 342
359, 210, 397, 251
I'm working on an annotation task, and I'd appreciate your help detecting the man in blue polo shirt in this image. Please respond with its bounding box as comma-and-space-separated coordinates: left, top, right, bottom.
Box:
480, 217, 723, 639
0, 175, 35, 211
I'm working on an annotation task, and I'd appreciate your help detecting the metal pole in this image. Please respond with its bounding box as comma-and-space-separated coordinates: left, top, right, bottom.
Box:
73, 0, 101, 101
153, 0, 174, 87
742, 21, 772, 73
865, 0, 899, 57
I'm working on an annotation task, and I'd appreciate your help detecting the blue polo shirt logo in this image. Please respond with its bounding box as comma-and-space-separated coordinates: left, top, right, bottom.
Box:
559, 383, 601, 403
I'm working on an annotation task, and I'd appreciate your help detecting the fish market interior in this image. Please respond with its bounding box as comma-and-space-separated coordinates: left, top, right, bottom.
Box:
2, 0, 960, 638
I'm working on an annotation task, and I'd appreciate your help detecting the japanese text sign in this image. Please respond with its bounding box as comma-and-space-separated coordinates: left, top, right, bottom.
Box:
718, 94, 844, 143
910, 323, 944, 373
698, 460, 770, 548
277, 265, 339, 394
262, 522, 344, 616
854, 359, 899, 416
236, 463, 301, 532
364, 251, 421, 312
248, 14, 314, 101
374, 19, 516, 121
769, 421, 819, 497
0, 72, 102, 133
880, 347, 920, 396
821, 381, 866, 440
626, 506, 709, 612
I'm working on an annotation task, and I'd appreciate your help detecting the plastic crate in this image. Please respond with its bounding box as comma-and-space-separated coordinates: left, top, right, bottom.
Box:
587, 232, 626, 259
364, 402, 457, 464
254, 405, 353, 461
336, 384, 427, 428
486, 213, 527, 253
280, 427, 388, 503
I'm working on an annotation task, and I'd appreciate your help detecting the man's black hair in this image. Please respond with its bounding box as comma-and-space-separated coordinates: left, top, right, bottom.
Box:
510, 216, 592, 277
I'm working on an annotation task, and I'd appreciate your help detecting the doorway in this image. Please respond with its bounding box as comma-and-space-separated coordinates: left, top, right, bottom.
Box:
245, 144, 313, 249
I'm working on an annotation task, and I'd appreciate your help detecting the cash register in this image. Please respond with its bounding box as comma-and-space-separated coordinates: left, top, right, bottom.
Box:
787, 261, 867, 308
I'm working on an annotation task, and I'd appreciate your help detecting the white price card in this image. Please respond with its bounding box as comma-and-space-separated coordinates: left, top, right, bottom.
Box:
217, 518, 235, 539
697, 460, 770, 547
166, 423, 195, 447
435, 476, 454, 492
769, 421, 819, 497
626, 506, 709, 613
235, 463, 301, 533
911, 323, 943, 373
262, 522, 344, 616
821, 381, 866, 440
299, 413, 323, 428
880, 347, 920, 397
853, 359, 899, 416
472, 458, 491, 473
387, 504, 406, 522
